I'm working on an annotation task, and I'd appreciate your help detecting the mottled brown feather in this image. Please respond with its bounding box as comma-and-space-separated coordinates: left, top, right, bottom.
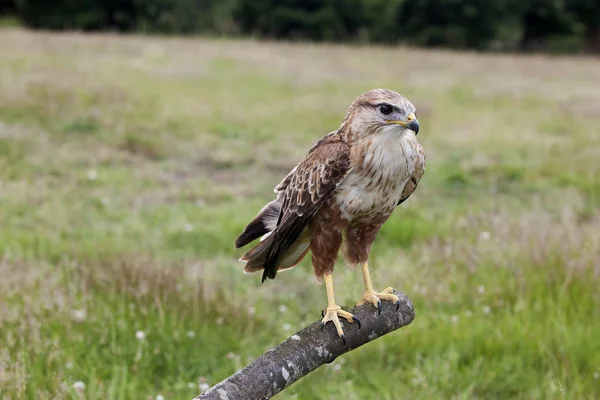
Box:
237, 88, 426, 283
262, 132, 351, 282
234, 198, 281, 248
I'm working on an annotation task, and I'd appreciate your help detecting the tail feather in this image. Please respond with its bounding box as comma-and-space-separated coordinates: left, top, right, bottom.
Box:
241, 229, 311, 279
237, 198, 311, 281
235, 199, 281, 248
240, 235, 273, 272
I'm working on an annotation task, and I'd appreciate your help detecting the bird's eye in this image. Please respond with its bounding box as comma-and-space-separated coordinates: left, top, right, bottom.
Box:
379, 104, 393, 116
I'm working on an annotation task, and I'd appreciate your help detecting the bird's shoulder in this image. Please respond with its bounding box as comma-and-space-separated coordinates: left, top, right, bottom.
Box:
273, 130, 350, 195
276, 131, 351, 220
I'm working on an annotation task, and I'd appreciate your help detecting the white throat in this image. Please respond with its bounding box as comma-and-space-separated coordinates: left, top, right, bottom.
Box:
336, 126, 418, 221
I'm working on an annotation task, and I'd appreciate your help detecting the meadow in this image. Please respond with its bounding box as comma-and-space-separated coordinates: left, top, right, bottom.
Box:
0, 27, 599, 399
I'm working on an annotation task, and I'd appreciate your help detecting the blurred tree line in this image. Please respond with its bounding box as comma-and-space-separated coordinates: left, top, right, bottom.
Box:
1, 0, 599, 54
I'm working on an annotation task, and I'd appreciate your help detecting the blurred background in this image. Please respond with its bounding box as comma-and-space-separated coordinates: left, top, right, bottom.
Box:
2, 0, 600, 53
0, 1, 599, 399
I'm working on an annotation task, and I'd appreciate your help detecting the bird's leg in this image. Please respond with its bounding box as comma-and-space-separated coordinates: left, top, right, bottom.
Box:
320, 273, 360, 343
356, 262, 399, 314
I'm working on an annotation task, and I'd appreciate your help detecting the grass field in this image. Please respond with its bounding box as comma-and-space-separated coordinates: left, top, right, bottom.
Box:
0, 27, 599, 399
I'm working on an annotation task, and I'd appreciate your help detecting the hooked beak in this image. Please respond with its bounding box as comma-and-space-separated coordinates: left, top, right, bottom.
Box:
386, 112, 420, 135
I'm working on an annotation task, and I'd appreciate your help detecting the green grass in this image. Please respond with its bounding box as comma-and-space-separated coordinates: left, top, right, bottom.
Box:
1, 27, 599, 399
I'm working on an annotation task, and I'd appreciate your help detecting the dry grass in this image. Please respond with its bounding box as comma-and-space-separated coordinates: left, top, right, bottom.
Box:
0, 27, 599, 399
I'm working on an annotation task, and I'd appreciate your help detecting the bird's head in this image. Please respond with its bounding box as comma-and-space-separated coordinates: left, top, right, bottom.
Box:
340, 88, 419, 142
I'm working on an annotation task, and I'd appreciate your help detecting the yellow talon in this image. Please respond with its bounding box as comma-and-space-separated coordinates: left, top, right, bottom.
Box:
357, 290, 399, 309
321, 274, 360, 342
356, 264, 399, 313
321, 306, 357, 337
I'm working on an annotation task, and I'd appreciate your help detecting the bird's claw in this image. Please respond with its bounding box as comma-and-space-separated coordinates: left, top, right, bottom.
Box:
321, 306, 358, 340
357, 288, 399, 314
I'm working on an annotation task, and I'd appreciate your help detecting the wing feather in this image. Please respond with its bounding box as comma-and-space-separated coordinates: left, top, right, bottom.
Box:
262, 133, 350, 282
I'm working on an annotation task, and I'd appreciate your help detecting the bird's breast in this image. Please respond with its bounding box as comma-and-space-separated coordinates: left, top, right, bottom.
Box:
335, 131, 419, 222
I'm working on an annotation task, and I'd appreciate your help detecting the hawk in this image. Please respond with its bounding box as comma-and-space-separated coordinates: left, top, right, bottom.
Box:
235, 89, 425, 341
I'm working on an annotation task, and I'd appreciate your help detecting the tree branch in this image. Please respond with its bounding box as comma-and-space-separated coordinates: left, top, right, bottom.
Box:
194, 289, 415, 400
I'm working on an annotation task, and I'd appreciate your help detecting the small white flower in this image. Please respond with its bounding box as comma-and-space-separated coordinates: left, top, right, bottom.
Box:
71, 309, 87, 322
216, 317, 224, 325
65, 362, 73, 370
482, 305, 491, 314
226, 352, 239, 360
593, 372, 599, 380
187, 330, 195, 338
282, 323, 291, 331
87, 169, 97, 180
187, 382, 195, 389
333, 363, 341, 372
73, 381, 85, 391
156, 395, 165, 400
247, 306, 256, 316
479, 231, 491, 240
199, 382, 210, 391
278, 304, 287, 313
183, 223, 193, 232
450, 315, 459, 324
135, 331, 146, 341
465, 309, 472, 317
477, 285, 485, 294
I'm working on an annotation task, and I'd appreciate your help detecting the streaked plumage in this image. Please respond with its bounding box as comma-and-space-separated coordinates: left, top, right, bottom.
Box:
236, 88, 425, 340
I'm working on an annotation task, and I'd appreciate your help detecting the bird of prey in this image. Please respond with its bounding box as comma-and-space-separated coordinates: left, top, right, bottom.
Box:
235, 88, 425, 341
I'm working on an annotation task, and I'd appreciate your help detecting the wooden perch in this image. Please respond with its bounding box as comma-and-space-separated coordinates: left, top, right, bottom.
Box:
194, 289, 415, 400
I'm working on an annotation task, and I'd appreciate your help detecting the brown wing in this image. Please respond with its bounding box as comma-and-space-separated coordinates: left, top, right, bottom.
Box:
273, 166, 297, 194
234, 160, 303, 249
272, 130, 337, 194
397, 142, 425, 206
262, 133, 351, 282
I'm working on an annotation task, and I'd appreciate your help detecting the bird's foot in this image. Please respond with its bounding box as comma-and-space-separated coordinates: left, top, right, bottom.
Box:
320, 306, 360, 344
356, 287, 399, 314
